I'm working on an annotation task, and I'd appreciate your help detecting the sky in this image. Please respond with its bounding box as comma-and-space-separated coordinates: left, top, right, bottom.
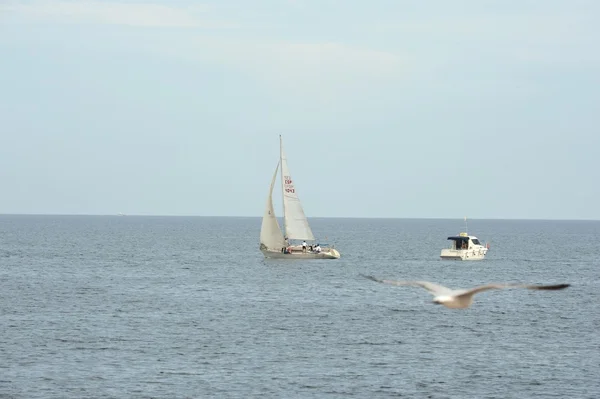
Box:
0, 0, 599, 219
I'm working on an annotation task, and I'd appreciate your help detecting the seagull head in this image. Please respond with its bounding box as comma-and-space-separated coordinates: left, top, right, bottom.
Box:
432, 295, 452, 305
432, 294, 474, 309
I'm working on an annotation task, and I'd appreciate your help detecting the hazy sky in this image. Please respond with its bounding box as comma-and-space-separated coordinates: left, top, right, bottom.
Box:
1, 0, 598, 219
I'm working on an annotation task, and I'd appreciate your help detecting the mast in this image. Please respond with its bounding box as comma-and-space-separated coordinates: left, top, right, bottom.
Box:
280, 135, 287, 239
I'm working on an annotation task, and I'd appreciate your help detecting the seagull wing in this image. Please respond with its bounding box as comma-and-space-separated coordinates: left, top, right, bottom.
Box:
360, 274, 454, 296
458, 283, 570, 299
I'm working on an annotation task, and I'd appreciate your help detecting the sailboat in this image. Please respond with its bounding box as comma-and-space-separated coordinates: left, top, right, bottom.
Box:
259, 136, 341, 259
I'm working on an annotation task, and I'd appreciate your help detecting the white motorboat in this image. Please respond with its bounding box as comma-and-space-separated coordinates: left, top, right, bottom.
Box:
440, 232, 489, 260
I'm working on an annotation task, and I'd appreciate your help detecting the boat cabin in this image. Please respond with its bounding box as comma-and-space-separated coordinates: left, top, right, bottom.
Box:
447, 233, 482, 250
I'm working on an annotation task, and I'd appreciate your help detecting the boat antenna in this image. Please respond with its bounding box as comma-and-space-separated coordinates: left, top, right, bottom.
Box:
464, 216, 468, 234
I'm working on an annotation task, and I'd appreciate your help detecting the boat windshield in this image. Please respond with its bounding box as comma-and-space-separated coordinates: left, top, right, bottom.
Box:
472, 238, 481, 245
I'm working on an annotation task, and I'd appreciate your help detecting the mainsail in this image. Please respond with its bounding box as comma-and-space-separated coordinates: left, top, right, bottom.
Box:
259, 162, 285, 250
280, 137, 315, 241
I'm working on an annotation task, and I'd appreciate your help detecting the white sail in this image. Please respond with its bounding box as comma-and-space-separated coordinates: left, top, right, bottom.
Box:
280, 137, 315, 241
260, 162, 285, 250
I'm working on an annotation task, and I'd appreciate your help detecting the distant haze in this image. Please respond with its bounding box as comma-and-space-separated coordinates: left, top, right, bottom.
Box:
1, 1, 598, 219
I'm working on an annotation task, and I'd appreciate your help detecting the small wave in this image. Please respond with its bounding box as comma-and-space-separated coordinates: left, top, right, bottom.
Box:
353, 341, 389, 346
56, 338, 86, 343
159, 371, 202, 376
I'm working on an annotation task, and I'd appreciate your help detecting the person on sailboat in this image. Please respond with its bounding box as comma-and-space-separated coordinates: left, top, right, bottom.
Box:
302, 241, 307, 253
315, 244, 321, 253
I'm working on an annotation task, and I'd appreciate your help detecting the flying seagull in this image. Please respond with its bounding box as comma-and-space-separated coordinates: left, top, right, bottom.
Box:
360, 274, 570, 309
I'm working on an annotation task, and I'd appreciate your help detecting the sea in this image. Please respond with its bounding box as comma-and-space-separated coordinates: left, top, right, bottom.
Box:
1, 215, 599, 399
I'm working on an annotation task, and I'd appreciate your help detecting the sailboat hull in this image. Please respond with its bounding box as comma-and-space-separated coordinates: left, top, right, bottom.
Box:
261, 248, 341, 260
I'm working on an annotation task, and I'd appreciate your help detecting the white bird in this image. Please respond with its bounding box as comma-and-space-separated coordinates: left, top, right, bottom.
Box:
360, 274, 570, 309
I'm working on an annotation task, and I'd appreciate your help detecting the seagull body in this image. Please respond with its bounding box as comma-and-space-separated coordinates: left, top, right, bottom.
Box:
360, 274, 570, 309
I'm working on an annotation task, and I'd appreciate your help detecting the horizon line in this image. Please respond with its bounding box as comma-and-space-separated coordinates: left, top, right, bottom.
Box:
0, 213, 598, 222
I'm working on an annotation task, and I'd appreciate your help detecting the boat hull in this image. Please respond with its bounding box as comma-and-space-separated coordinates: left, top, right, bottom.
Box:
261, 248, 341, 259
440, 248, 487, 261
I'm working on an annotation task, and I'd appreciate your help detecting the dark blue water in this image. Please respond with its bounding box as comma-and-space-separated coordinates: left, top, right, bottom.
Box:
1, 216, 599, 398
